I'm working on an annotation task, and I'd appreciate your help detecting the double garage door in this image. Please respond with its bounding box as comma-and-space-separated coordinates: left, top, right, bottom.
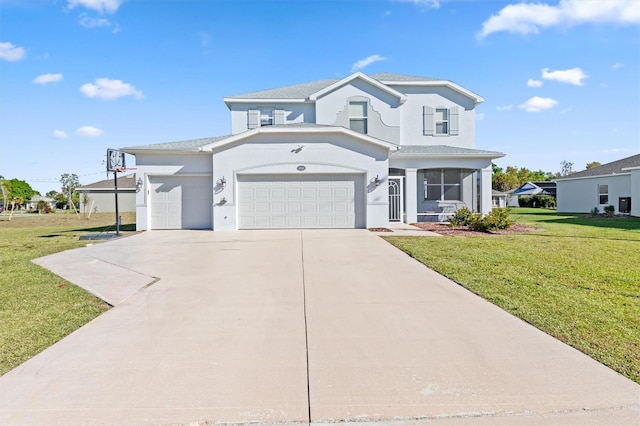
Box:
149, 176, 212, 230
238, 174, 363, 229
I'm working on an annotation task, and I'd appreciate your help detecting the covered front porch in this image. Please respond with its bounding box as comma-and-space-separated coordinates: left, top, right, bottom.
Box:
387, 145, 504, 224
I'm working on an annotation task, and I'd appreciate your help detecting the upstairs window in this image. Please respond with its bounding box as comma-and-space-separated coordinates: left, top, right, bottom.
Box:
349, 101, 368, 134
435, 108, 449, 135
260, 108, 274, 126
598, 184, 608, 205
423, 106, 459, 136
248, 108, 285, 129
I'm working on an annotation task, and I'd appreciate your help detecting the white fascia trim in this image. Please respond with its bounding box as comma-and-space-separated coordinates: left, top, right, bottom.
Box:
308, 72, 407, 104
204, 126, 398, 151
555, 172, 631, 182
382, 80, 484, 105
121, 148, 212, 155
622, 166, 640, 171
392, 153, 504, 159
223, 98, 308, 105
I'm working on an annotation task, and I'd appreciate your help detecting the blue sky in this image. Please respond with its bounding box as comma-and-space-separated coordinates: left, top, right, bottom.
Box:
1, 0, 639, 194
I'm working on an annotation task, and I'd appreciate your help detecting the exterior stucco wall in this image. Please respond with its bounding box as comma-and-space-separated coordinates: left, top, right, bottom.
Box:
630, 169, 640, 217
394, 86, 476, 148
80, 190, 135, 213
229, 103, 316, 135
211, 132, 390, 230
557, 174, 631, 214
134, 153, 214, 230
315, 83, 401, 141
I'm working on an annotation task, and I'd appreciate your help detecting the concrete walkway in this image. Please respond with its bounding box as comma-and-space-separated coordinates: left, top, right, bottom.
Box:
0, 230, 638, 425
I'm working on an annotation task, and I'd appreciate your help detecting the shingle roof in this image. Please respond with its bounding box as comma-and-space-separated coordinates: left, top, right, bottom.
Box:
79, 174, 136, 190
227, 79, 340, 100
122, 135, 230, 151
226, 73, 441, 100
556, 154, 640, 180
369, 72, 439, 82
391, 145, 504, 157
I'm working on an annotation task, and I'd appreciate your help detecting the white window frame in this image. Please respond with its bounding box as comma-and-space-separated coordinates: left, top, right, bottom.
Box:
598, 184, 609, 205
435, 108, 449, 135
349, 101, 368, 134
260, 108, 274, 127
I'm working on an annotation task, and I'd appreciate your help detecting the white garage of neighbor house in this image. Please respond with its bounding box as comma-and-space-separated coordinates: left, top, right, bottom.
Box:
556, 154, 640, 217
122, 72, 504, 231
77, 174, 137, 214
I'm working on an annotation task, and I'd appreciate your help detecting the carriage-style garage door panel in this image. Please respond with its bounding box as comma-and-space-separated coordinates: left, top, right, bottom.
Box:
238, 175, 362, 229
149, 176, 212, 230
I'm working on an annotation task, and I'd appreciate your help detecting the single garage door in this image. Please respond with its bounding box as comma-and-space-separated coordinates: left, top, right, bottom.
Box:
237, 174, 363, 229
149, 176, 213, 230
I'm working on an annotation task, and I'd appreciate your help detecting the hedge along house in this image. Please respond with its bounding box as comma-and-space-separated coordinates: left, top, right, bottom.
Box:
122, 72, 504, 231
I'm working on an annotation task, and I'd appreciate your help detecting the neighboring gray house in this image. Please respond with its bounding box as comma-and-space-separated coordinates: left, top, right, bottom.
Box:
26, 195, 54, 211
556, 154, 640, 217
123, 72, 505, 231
77, 174, 137, 214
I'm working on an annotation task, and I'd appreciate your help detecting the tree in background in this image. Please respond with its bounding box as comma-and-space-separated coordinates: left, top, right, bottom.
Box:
586, 161, 601, 170
60, 173, 80, 210
492, 164, 551, 191
560, 160, 574, 176
2, 178, 37, 206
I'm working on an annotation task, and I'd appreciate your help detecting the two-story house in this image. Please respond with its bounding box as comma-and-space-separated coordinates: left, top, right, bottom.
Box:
123, 72, 504, 230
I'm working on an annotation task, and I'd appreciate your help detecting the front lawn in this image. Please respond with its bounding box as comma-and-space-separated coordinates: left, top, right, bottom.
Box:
385, 208, 640, 383
0, 212, 135, 375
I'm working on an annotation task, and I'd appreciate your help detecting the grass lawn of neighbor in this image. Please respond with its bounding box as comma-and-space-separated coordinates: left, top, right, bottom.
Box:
0, 212, 136, 375
385, 208, 640, 384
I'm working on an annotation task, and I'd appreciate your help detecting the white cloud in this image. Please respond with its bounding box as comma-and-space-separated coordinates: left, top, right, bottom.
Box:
527, 79, 543, 87
75, 126, 104, 137
519, 96, 558, 112
79, 78, 143, 100
393, 0, 440, 8
67, 0, 123, 13
0, 41, 26, 62
612, 62, 624, 69
496, 104, 513, 111
33, 73, 63, 85
542, 67, 588, 85
351, 54, 388, 72
52, 130, 68, 139
476, 113, 485, 121
478, 0, 640, 38
79, 15, 111, 28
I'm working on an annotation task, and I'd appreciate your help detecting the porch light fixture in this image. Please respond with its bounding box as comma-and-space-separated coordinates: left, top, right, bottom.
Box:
217, 176, 226, 189
372, 175, 381, 187
136, 177, 143, 192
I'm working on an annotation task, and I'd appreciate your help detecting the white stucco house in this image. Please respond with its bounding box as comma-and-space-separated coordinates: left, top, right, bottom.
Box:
122, 72, 504, 231
556, 154, 640, 217
77, 174, 137, 214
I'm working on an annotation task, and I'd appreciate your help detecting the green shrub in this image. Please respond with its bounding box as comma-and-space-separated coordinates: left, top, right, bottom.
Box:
518, 196, 532, 207
604, 205, 615, 217
469, 208, 514, 232
449, 207, 474, 227
533, 194, 556, 209
590, 206, 600, 215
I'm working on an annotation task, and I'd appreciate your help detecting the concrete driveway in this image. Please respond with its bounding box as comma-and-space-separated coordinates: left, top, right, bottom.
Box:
0, 230, 638, 425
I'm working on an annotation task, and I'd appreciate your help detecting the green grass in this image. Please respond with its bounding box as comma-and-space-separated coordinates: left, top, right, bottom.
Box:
385, 208, 640, 383
0, 212, 136, 375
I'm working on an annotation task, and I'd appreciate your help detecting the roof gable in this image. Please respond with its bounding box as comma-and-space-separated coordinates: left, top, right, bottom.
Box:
308, 72, 407, 103
201, 124, 398, 152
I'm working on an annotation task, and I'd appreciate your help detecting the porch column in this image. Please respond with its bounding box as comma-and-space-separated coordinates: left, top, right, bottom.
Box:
480, 166, 492, 215
405, 168, 418, 223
